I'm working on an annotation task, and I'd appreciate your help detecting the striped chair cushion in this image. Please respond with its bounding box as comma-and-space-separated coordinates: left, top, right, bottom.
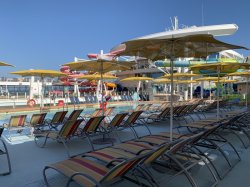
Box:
51, 157, 108, 186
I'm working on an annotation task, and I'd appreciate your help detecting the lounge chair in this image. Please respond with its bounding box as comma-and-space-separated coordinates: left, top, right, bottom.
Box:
65, 109, 83, 121
0, 127, 11, 175
28, 113, 47, 132
34, 119, 84, 157
43, 149, 153, 187
105, 113, 129, 142
82, 108, 102, 120
45, 111, 68, 130
79, 116, 106, 150
111, 111, 149, 140
2, 114, 28, 141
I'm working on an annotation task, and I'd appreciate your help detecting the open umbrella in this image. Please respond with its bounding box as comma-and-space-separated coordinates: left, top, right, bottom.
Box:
78, 73, 117, 101
115, 34, 247, 141
191, 62, 250, 118
63, 58, 135, 113
195, 77, 224, 100
227, 71, 250, 108
10, 69, 67, 109
120, 76, 153, 101
0, 61, 14, 67
162, 73, 200, 99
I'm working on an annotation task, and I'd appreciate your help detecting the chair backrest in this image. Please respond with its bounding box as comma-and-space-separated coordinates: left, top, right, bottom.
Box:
82, 116, 105, 133
125, 111, 143, 126
100, 151, 150, 185
0, 127, 4, 137
142, 104, 152, 111
30, 113, 47, 127
134, 104, 144, 111
59, 119, 84, 138
68, 109, 83, 121
91, 108, 103, 117
104, 107, 115, 116
143, 140, 180, 166
109, 113, 128, 127
9, 115, 27, 128
51, 111, 68, 124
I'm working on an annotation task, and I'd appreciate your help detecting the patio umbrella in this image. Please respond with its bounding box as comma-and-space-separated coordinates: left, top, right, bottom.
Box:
10, 69, 67, 109
195, 77, 224, 100
78, 73, 117, 101
0, 61, 14, 67
190, 62, 250, 118
162, 73, 200, 99
227, 71, 250, 108
63, 58, 135, 113
115, 34, 247, 141
120, 76, 153, 92
162, 72, 200, 78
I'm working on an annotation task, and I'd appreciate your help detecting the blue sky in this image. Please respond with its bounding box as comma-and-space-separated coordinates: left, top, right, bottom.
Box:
0, 0, 249, 76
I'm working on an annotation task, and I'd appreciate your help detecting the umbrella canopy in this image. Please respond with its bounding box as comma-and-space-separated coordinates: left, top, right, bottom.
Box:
195, 77, 224, 81
162, 73, 200, 78
114, 34, 247, 142
120, 77, 153, 82
63, 59, 134, 73
227, 71, 250, 77
191, 62, 250, 118
153, 78, 178, 84
0, 61, 14, 67
10, 69, 67, 109
212, 79, 238, 83
10, 69, 67, 77
116, 34, 247, 60
190, 62, 250, 75
78, 73, 117, 80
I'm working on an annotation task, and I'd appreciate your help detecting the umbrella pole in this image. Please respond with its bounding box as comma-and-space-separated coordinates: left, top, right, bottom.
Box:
170, 56, 174, 142
246, 77, 248, 109
217, 68, 220, 120
100, 60, 104, 116
40, 77, 44, 112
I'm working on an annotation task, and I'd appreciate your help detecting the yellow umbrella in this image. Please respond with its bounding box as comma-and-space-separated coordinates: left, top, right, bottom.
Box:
190, 62, 250, 75
0, 61, 15, 67
191, 62, 250, 118
63, 59, 134, 73
120, 76, 153, 93
10, 69, 67, 109
195, 77, 223, 81
212, 79, 238, 83
10, 69, 67, 77
78, 73, 117, 80
78, 73, 117, 97
120, 77, 153, 82
162, 73, 200, 78
153, 78, 178, 84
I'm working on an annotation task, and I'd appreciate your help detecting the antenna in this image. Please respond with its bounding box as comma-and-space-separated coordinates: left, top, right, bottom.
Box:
201, 0, 204, 25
